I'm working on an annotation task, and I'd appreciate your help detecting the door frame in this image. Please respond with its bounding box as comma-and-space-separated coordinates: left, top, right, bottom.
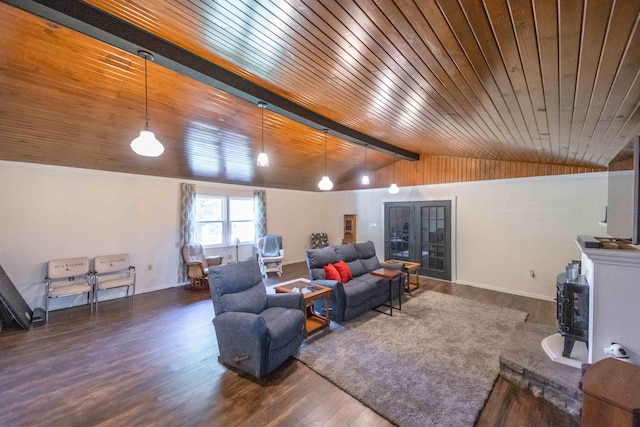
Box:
381, 196, 456, 283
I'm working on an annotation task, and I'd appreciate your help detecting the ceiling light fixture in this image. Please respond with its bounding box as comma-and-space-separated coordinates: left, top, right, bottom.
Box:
388, 155, 399, 194
256, 101, 270, 167
130, 50, 164, 157
318, 129, 333, 191
361, 145, 370, 185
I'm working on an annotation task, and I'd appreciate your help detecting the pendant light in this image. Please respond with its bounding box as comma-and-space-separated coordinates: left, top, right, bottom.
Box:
256, 101, 270, 167
130, 51, 164, 157
318, 129, 333, 191
388, 155, 399, 194
361, 145, 370, 185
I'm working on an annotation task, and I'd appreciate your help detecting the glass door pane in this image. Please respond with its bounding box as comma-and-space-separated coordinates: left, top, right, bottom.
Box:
385, 204, 412, 261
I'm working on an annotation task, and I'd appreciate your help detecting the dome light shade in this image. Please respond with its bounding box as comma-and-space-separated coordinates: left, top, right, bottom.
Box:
131, 127, 164, 157
318, 176, 334, 190
256, 151, 270, 167
361, 174, 370, 185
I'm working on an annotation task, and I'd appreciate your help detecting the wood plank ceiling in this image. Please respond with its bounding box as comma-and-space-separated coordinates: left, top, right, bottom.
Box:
1, 0, 640, 191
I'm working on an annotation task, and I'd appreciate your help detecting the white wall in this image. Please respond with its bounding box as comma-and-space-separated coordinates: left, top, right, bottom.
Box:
323, 173, 608, 301
0, 161, 326, 311
0, 160, 608, 313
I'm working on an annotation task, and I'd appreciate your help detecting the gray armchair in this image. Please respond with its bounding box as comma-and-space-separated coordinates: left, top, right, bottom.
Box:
208, 259, 305, 378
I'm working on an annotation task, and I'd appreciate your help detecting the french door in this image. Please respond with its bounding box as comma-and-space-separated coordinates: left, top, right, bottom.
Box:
384, 200, 451, 280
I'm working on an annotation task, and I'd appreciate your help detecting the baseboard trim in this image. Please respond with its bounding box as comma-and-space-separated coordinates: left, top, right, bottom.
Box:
455, 279, 555, 302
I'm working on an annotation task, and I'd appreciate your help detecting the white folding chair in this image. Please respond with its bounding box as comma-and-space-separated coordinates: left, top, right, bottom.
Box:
45, 257, 92, 322
93, 253, 136, 313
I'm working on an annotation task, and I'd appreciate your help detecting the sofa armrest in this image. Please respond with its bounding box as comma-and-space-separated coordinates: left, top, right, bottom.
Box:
267, 293, 304, 311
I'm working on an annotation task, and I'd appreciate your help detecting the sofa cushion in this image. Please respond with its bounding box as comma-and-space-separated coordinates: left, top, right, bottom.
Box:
354, 241, 376, 259
306, 246, 340, 269
342, 279, 373, 307
334, 260, 353, 283
324, 263, 341, 281
359, 273, 388, 297
346, 259, 366, 277
360, 256, 381, 272
335, 243, 358, 262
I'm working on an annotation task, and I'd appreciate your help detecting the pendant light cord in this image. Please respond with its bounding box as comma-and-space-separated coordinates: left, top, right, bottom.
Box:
261, 104, 265, 151
144, 56, 149, 128
364, 145, 367, 170
324, 130, 328, 175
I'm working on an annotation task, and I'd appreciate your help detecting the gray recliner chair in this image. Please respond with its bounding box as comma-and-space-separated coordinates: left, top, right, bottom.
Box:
208, 259, 305, 378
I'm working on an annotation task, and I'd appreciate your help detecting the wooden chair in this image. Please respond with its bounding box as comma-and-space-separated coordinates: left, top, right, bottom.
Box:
181, 244, 223, 290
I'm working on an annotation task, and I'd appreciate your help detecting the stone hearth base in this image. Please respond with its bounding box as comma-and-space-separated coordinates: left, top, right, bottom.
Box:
499, 322, 583, 421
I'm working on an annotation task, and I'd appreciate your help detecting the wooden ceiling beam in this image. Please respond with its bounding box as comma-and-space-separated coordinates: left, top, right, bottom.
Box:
4, 0, 419, 161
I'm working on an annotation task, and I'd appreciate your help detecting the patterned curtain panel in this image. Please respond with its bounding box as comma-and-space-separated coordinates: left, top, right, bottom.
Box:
254, 189, 267, 243
179, 183, 196, 284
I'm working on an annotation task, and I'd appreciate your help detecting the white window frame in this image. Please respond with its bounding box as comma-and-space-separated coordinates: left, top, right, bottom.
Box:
195, 194, 254, 248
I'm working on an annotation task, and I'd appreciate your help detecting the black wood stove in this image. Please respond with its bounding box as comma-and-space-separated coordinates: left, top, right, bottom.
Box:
556, 273, 590, 358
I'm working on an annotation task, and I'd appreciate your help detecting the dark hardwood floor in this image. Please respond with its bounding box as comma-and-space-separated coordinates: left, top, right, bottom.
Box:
0, 262, 576, 427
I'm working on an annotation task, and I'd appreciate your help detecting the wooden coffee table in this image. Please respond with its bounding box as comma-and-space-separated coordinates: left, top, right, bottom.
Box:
274, 280, 331, 336
385, 260, 421, 293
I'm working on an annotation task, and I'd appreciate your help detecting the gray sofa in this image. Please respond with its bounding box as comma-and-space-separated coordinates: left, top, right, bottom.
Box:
305, 241, 404, 322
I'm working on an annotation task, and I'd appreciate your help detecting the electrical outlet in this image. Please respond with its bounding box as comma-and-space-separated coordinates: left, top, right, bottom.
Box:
148, 265, 152, 271
529, 269, 535, 278
228, 254, 232, 260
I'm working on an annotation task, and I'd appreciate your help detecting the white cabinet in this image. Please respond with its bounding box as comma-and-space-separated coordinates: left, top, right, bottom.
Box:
579, 239, 640, 364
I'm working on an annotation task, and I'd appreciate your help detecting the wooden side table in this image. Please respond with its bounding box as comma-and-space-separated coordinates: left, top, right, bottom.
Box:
385, 260, 421, 293
371, 268, 402, 316
274, 281, 331, 336
582, 357, 640, 426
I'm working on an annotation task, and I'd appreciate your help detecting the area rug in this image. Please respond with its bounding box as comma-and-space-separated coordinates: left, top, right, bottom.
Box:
295, 291, 528, 427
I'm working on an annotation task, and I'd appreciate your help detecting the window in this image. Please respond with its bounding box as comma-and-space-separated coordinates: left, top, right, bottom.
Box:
195, 195, 254, 246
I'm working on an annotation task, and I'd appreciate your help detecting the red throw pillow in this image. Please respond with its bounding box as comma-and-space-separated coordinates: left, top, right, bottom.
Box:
333, 260, 353, 283
324, 263, 341, 281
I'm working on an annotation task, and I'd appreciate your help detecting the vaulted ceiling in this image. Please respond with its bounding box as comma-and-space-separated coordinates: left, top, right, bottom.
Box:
1, 0, 639, 191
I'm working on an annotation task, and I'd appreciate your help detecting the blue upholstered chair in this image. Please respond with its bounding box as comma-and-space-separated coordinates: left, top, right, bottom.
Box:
208, 259, 305, 378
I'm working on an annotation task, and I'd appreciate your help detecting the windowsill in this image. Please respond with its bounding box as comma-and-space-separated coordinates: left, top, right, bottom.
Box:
203, 243, 254, 249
